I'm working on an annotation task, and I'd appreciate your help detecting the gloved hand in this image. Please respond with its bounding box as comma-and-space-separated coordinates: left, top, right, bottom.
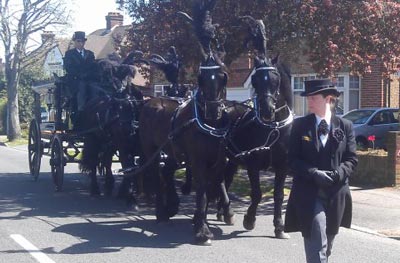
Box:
313, 170, 334, 188
329, 170, 340, 184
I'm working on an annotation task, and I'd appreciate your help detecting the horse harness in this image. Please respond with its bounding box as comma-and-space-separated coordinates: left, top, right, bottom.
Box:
225, 65, 294, 160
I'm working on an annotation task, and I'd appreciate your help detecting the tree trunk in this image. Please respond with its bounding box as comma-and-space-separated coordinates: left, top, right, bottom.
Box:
6, 79, 21, 141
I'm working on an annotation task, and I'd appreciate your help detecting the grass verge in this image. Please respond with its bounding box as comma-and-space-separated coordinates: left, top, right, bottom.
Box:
174, 168, 290, 200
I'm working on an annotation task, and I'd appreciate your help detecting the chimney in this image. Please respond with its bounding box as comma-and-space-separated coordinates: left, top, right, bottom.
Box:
106, 12, 124, 30
41, 31, 55, 43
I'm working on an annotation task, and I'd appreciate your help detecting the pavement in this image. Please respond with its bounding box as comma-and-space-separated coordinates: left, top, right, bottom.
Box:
235, 168, 400, 241
350, 186, 400, 240
2, 141, 400, 241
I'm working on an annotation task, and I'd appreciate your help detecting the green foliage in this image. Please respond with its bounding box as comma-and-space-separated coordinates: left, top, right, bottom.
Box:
0, 70, 6, 134
0, 98, 6, 134
0, 70, 5, 94
173, 167, 290, 199
18, 65, 47, 125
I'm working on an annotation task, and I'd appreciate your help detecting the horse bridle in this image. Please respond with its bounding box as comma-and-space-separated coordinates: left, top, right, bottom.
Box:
251, 66, 294, 128
225, 65, 294, 159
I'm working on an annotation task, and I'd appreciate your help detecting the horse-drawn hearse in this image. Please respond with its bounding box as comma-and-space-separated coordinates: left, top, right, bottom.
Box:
28, 53, 147, 196
28, 76, 85, 191
28, 0, 296, 246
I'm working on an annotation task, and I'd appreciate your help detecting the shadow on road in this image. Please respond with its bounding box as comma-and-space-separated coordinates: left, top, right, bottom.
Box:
0, 171, 286, 253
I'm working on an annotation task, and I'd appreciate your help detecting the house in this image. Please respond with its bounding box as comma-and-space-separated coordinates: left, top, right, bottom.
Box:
226, 53, 400, 117
38, 12, 147, 88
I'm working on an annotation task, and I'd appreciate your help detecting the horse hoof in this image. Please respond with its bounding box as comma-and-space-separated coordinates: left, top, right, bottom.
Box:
126, 199, 139, 210
275, 230, 290, 239
167, 207, 179, 218
90, 190, 101, 196
216, 212, 223, 222
243, 214, 256, 230
194, 237, 212, 246
224, 214, 235, 225
167, 197, 180, 217
156, 211, 170, 223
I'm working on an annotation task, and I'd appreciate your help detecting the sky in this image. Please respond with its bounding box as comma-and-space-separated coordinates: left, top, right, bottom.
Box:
67, 0, 133, 36
0, 0, 133, 58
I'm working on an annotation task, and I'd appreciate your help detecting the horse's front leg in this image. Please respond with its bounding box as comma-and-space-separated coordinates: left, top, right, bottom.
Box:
180, 165, 192, 195
162, 158, 180, 218
216, 160, 237, 225
118, 151, 138, 209
103, 150, 115, 196
243, 168, 261, 230
273, 167, 290, 239
89, 164, 101, 196
193, 166, 213, 245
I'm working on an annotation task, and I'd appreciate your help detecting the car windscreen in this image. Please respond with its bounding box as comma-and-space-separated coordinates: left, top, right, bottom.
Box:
342, 110, 375, 124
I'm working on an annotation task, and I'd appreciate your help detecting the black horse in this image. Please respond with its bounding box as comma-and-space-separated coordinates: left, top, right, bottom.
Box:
217, 16, 294, 239
78, 88, 143, 199
150, 46, 189, 98
139, 55, 232, 245
78, 54, 146, 205
224, 54, 293, 239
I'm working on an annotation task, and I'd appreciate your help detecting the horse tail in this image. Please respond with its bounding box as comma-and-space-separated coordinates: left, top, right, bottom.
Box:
79, 135, 102, 173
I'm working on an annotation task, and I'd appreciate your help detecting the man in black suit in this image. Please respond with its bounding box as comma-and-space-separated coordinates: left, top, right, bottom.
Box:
284, 79, 358, 262
64, 31, 96, 127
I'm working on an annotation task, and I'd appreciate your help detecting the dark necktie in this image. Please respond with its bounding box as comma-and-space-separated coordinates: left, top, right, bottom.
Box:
318, 119, 329, 136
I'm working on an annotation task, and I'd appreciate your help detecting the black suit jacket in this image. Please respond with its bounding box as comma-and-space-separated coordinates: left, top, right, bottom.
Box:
284, 114, 358, 237
64, 48, 95, 81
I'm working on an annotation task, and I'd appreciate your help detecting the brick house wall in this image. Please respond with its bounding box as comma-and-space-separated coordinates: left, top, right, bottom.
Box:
361, 59, 400, 108
227, 53, 252, 88
361, 60, 385, 108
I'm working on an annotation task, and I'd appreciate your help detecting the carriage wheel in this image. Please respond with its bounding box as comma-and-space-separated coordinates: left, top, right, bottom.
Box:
28, 119, 42, 181
50, 135, 65, 192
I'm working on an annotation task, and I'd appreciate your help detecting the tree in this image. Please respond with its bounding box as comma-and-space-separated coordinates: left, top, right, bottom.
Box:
18, 64, 46, 125
118, 0, 400, 79
0, 0, 70, 140
117, 0, 303, 83
299, 0, 400, 77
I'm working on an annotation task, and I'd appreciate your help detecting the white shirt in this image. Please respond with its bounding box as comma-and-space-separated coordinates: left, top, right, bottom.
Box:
76, 48, 84, 57
315, 112, 331, 147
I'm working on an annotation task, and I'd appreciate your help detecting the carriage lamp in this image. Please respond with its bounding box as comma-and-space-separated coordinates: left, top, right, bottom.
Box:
45, 87, 54, 107
45, 88, 55, 121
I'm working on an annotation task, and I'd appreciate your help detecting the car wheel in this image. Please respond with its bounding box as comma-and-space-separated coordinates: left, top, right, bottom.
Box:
356, 137, 368, 151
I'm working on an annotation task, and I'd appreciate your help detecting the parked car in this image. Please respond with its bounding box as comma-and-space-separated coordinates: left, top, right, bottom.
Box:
342, 108, 399, 150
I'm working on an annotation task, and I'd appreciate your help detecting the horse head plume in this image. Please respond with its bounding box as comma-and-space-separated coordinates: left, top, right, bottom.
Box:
122, 50, 149, 66
239, 15, 267, 59
149, 46, 181, 85
178, 0, 219, 58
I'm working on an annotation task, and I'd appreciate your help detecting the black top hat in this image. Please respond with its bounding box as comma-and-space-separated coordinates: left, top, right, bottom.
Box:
301, 78, 340, 97
72, 31, 87, 41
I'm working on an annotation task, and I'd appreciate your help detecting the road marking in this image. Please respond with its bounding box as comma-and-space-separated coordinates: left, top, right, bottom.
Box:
10, 234, 56, 263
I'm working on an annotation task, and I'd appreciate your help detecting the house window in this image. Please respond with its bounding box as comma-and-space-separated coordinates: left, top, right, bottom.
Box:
349, 75, 360, 110
334, 76, 345, 115
292, 75, 315, 116
292, 74, 361, 116
154, 84, 166, 97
